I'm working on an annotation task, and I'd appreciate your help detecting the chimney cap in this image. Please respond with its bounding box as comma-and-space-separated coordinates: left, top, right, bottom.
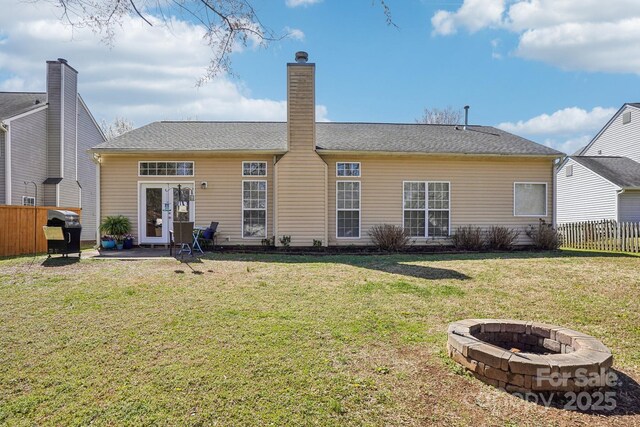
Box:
295, 51, 308, 63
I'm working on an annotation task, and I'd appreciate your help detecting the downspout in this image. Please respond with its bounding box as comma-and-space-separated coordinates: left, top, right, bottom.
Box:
616, 189, 625, 222
552, 162, 557, 227
94, 153, 101, 243
273, 155, 278, 246
1, 121, 10, 204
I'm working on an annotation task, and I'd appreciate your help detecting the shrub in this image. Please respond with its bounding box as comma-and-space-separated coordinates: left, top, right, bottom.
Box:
369, 224, 410, 252
279, 235, 291, 247
261, 236, 275, 247
451, 226, 484, 251
525, 220, 562, 250
99, 215, 131, 242
312, 239, 323, 248
485, 226, 520, 250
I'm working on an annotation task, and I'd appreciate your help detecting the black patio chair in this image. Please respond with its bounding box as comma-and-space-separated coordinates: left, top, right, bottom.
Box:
199, 221, 219, 250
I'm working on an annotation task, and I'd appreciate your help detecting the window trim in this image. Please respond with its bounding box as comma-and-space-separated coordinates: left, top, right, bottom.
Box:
336, 180, 361, 239
138, 161, 195, 177
241, 179, 268, 239
22, 196, 36, 206
513, 182, 548, 217
565, 164, 573, 177
242, 161, 268, 177
402, 180, 452, 238
336, 162, 361, 178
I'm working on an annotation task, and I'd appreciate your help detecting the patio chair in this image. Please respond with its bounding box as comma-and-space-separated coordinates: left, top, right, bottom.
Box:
199, 221, 219, 250
172, 221, 194, 258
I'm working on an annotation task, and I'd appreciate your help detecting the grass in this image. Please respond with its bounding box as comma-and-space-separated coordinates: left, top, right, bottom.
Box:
0, 250, 639, 426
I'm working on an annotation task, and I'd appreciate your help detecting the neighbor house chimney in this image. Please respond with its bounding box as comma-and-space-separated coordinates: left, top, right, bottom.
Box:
45, 58, 78, 206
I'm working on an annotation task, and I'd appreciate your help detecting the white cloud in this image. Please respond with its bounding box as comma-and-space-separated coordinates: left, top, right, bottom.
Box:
431, 0, 640, 74
284, 27, 305, 41
0, 1, 328, 126
285, 0, 322, 8
432, 0, 505, 35
542, 135, 592, 155
497, 106, 616, 135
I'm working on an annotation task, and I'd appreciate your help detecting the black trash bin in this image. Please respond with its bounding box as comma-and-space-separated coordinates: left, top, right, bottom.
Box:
45, 210, 82, 258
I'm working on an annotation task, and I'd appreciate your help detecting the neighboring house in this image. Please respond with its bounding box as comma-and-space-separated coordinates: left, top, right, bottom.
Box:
0, 59, 105, 241
557, 103, 640, 224
90, 52, 562, 247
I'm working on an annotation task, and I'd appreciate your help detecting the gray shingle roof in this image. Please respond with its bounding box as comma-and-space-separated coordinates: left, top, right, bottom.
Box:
91, 120, 562, 156
571, 156, 640, 188
316, 123, 560, 155
0, 92, 47, 120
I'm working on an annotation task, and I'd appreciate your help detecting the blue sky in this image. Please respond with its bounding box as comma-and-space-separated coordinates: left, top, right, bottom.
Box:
1, 0, 639, 153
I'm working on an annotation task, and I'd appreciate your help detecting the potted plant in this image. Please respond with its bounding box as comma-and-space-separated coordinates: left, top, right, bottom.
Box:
100, 215, 132, 250
100, 235, 116, 250
123, 233, 135, 249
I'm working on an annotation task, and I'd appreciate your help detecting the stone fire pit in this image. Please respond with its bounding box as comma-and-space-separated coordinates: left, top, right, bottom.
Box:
447, 319, 613, 393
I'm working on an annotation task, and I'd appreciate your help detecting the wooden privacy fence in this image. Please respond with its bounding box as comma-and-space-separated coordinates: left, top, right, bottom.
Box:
0, 206, 81, 257
558, 220, 640, 253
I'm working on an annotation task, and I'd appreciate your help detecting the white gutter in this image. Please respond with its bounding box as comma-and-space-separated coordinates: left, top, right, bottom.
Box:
94, 153, 101, 242
317, 150, 562, 159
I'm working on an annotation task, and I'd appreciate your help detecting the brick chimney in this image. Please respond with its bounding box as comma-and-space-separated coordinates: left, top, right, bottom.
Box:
287, 51, 315, 152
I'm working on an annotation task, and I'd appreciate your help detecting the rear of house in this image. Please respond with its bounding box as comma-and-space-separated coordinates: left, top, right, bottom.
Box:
92, 53, 561, 247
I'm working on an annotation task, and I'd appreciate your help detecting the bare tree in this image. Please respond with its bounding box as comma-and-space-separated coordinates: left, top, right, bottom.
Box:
41, 0, 395, 85
416, 106, 463, 125
100, 117, 134, 140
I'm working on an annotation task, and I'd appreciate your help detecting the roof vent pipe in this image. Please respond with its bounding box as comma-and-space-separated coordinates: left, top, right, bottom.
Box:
463, 105, 470, 130
295, 51, 308, 64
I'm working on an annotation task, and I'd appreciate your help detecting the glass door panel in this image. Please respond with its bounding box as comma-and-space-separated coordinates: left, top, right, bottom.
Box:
145, 187, 163, 239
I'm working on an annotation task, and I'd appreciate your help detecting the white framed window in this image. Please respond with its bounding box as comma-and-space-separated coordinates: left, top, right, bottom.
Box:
514, 182, 547, 217
22, 196, 35, 206
336, 162, 361, 177
623, 111, 631, 125
139, 161, 194, 176
242, 180, 267, 238
403, 182, 425, 237
242, 161, 267, 177
566, 164, 573, 177
403, 181, 450, 237
336, 181, 360, 238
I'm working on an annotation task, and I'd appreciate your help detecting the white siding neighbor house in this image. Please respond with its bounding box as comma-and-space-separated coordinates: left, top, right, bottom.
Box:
556, 103, 640, 224
0, 59, 105, 241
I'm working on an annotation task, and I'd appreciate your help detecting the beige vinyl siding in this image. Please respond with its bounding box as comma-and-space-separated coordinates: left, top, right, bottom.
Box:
556, 158, 619, 224
275, 152, 327, 246
77, 99, 103, 240
583, 105, 640, 163
9, 109, 48, 206
619, 190, 640, 222
100, 154, 274, 245
323, 155, 554, 245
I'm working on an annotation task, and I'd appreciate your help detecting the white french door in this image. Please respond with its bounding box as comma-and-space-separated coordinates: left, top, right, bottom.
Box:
139, 183, 195, 244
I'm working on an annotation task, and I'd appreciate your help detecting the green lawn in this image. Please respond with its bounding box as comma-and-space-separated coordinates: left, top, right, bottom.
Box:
1, 251, 639, 426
